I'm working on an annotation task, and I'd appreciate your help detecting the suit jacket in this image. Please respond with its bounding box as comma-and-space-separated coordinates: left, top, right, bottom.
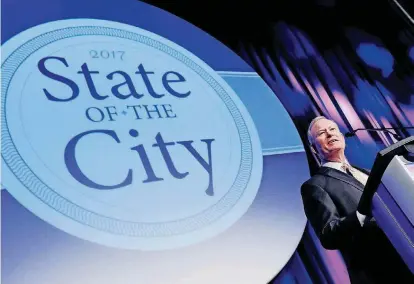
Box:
301, 166, 413, 284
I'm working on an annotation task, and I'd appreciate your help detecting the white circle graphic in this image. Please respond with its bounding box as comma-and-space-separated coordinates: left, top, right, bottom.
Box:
1, 19, 263, 250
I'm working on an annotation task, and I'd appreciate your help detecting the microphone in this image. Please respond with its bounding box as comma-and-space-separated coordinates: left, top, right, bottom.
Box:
344, 126, 414, 141
344, 131, 357, 138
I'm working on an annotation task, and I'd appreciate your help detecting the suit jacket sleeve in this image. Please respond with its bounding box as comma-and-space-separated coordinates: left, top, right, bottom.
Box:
301, 182, 362, 250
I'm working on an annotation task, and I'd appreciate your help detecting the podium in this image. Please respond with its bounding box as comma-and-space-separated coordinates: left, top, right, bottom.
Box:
358, 136, 414, 273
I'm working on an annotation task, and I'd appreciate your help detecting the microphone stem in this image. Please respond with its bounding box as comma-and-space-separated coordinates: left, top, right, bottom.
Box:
352, 126, 414, 131
346, 127, 414, 139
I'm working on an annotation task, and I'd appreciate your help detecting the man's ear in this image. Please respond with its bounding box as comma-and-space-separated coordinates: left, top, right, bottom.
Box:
309, 143, 322, 161
309, 143, 317, 155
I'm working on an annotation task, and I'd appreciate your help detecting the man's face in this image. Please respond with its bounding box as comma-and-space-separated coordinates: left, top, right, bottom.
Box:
310, 118, 345, 159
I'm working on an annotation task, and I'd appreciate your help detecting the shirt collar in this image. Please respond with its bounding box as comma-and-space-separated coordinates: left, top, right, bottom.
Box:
322, 161, 346, 173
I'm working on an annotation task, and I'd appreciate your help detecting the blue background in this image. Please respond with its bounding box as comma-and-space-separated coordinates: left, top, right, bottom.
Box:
1, 1, 309, 283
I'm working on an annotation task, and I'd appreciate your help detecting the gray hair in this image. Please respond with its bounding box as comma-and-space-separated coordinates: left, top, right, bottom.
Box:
307, 116, 328, 146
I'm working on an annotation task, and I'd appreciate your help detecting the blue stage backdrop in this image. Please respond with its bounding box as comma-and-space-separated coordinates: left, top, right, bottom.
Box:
1, 1, 310, 283
233, 1, 414, 283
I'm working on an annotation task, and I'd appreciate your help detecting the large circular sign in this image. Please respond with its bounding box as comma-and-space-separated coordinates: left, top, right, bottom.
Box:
1, 2, 309, 283
2, 19, 263, 250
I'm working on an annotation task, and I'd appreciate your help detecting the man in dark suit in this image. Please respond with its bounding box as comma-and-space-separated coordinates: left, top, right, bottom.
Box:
301, 116, 413, 283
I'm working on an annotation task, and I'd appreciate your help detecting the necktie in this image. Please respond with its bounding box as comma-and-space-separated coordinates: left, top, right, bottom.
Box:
342, 163, 368, 186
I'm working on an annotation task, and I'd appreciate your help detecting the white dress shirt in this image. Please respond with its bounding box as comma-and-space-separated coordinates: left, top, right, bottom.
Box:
322, 161, 367, 226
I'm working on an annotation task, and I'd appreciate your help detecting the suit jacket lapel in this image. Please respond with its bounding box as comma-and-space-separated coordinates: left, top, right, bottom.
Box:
317, 166, 365, 192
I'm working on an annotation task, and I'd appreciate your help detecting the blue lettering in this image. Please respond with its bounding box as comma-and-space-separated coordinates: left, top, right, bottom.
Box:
64, 130, 214, 195
106, 70, 144, 99
161, 104, 177, 118
162, 71, 191, 98
39, 58, 191, 101
85, 107, 105, 122
152, 132, 189, 179
129, 129, 164, 183
64, 129, 132, 189
135, 63, 165, 98
77, 63, 108, 100
177, 139, 215, 196
38, 56, 80, 102
104, 106, 118, 121
142, 104, 162, 119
